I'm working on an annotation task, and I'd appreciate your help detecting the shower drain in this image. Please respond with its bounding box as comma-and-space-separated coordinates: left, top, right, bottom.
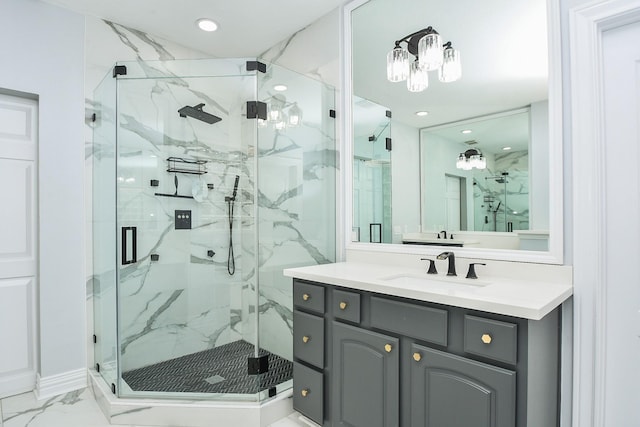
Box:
204, 375, 225, 385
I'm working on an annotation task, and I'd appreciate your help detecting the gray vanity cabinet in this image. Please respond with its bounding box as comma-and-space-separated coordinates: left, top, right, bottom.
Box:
291, 279, 560, 427
332, 321, 399, 427
410, 344, 516, 427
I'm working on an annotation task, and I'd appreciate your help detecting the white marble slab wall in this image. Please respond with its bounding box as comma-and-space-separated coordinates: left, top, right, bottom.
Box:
84, 17, 258, 375
86, 4, 342, 382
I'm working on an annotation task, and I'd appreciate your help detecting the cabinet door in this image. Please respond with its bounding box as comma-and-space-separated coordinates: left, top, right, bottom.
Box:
332, 321, 399, 427
410, 344, 516, 427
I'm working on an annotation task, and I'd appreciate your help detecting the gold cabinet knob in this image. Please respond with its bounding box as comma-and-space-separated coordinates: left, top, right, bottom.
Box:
413, 352, 422, 362
301, 389, 309, 397
481, 334, 492, 344
339, 301, 347, 310
384, 344, 392, 353
302, 293, 310, 301
302, 335, 310, 343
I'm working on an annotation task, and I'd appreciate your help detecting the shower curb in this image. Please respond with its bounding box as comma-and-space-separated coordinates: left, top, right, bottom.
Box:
88, 369, 293, 427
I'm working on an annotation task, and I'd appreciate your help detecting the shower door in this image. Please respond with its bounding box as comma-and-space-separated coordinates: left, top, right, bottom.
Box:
112, 59, 262, 400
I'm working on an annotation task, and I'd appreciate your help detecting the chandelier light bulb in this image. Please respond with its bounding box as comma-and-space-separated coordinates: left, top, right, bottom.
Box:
439, 47, 462, 83
418, 33, 443, 71
407, 61, 428, 92
288, 104, 302, 127
387, 46, 409, 82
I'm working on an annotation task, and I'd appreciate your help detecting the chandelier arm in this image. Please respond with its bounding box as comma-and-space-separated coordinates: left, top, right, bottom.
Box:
393, 26, 437, 47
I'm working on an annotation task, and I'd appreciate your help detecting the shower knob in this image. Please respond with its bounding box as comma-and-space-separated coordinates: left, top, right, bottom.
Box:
207, 250, 215, 258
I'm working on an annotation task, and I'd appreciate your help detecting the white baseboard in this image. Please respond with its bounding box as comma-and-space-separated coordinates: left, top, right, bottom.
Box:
34, 368, 87, 401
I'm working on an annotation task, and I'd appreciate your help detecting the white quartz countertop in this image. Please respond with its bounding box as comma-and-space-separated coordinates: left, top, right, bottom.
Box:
283, 262, 573, 320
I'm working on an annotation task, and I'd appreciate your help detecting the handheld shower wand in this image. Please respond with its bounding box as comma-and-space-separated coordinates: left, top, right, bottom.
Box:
226, 175, 240, 275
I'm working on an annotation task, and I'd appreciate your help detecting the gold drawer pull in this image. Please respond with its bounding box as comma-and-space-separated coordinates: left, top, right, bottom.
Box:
384, 344, 393, 353
301, 389, 309, 397
481, 334, 492, 344
302, 335, 310, 343
302, 293, 310, 301
413, 352, 422, 362
339, 301, 347, 310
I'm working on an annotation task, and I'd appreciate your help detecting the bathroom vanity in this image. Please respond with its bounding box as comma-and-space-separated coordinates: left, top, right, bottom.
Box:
284, 262, 572, 427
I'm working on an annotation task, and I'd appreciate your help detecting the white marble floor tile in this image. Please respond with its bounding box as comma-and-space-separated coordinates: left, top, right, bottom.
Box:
1, 389, 111, 427
266, 412, 319, 427
0, 387, 303, 427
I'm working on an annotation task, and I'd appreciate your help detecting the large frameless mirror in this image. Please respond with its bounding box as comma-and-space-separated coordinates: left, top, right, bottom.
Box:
343, 0, 563, 263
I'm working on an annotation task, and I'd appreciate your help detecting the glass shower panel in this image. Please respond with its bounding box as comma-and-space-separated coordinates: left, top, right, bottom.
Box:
352, 97, 392, 243
92, 70, 118, 389
113, 59, 261, 400
255, 64, 337, 400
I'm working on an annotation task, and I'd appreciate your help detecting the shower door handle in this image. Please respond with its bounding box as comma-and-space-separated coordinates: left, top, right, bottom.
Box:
121, 226, 137, 265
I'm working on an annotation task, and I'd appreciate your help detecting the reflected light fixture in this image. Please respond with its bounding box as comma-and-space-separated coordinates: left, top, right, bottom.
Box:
273, 84, 287, 92
461, 129, 472, 134
415, 111, 429, 116
456, 148, 486, 170
196, 18, 218, 32
264, 94, 302, 131
387, 26, 461, 92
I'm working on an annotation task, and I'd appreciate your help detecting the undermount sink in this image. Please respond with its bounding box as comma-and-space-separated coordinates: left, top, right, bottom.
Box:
380, 273, 491, 292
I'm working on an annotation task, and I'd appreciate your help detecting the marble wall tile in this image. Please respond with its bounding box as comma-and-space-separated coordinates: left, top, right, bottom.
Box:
86, 7, 340, 391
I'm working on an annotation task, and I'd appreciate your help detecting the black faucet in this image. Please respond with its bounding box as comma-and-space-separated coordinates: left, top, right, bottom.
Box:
437, 251, 456, 276
438, 230, 447, 239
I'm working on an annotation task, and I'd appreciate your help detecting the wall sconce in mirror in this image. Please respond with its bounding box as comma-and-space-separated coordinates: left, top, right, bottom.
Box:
456, 148, 486, 170
386, 26, 461, 92
258, 94, 302, 130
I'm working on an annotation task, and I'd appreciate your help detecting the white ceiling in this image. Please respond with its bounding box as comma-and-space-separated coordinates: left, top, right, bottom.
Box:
352, 0, 549, 129
40, 0, 346, 57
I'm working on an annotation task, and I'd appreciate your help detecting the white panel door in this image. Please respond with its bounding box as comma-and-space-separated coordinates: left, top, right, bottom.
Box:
600, 21, 640, 425
0, 93, 38, 398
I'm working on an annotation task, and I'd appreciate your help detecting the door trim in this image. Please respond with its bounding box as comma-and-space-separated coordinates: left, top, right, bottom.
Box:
569, 1, 640, 426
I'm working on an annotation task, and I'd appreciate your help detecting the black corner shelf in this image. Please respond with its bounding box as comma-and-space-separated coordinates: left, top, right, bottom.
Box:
166, 157, 208, 175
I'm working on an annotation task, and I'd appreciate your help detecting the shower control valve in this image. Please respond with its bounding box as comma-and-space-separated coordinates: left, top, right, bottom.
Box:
207, 250, 215, 258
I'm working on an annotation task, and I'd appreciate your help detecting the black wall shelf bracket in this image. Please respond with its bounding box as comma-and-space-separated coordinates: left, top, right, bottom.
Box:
111, 383, 116, 394
112, 65, 127, 78
247, 101, 267, 120
386, 137, 392, 151
246, 61, 267, 73
329, 109, 336, 118
386, 110, 392, 118
96, 363, 100, 372
93, 334, 97, 344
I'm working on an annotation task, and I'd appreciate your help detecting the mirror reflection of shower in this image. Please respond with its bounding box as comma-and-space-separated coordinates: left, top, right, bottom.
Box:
483, 172, 511, 232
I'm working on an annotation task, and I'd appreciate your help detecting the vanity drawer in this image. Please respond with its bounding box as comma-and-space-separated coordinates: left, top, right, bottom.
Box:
333, 289, 361, 323
294, 280, 325, 314
370, 297, 448, 346
293, 361, 324, 425
293, 310, 325, 369
464, 315, 518, 365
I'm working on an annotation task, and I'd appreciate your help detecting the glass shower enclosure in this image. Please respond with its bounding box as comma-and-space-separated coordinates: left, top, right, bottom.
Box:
92, 58, 336, 401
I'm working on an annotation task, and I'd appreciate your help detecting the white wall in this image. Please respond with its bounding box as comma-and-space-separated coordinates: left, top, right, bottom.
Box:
0, 0, 86, 394
391, 121, 420, 242
529, 100, 550, 230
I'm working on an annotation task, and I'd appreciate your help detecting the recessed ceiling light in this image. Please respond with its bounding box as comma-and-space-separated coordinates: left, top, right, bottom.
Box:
461, 129, 472, 134
415, 111, 429, 116
502, 146, 512, 151
273, 84, 288, 92
196, 18, 218, 32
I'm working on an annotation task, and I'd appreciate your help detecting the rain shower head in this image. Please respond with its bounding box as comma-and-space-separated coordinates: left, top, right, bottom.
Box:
178, 103, 221, 124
